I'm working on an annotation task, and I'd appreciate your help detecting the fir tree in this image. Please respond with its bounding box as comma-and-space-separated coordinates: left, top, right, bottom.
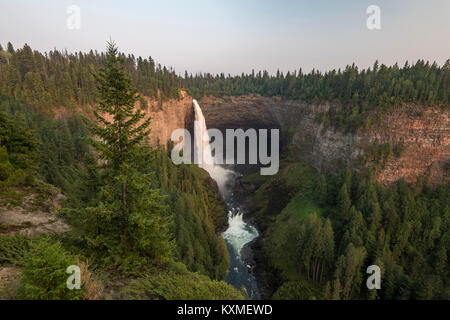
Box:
85, 41, 173, 264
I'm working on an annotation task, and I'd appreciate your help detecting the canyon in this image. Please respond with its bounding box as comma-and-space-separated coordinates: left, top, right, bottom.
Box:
141, 93, 448, 186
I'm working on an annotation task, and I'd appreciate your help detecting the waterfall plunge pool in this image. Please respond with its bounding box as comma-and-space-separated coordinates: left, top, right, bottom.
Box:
222, 188, 260, 300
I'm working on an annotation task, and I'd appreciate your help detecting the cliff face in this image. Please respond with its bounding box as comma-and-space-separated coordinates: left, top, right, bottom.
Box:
199, 95, 365, 172
369, 106, 449, 185
87, 90, 194, 148
199, 95, 449, 186
140, 91, 194, 147
53, 92, 448, 186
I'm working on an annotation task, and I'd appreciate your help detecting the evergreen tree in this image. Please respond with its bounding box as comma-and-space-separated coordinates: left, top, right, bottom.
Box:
84, 41, 173, 265
338, 183, 351, 221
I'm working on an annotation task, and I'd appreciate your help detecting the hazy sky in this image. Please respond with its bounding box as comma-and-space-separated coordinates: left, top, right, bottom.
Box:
1, 0, 449, 75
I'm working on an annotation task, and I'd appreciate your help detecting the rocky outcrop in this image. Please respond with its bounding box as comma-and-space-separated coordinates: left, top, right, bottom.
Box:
0, 190, 70, 236
140, 90, 194, 147
0, 266, 21, 299
199, 95, 449, 186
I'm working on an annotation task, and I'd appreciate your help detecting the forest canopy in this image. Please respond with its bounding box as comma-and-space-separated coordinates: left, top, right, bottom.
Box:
0, 42, 181, 110
1, 42, 448, 132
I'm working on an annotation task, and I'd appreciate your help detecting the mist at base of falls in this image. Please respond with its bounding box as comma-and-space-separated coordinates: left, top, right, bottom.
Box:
193, 99, 260, 299
223, 211, 258, 255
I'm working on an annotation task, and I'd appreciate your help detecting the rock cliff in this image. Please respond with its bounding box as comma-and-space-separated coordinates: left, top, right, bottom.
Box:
369, 106, 449, 185
140, 90, 194, 147
56, 93, 448, 186
199, 95, 449, 186
55, 90, 194, 149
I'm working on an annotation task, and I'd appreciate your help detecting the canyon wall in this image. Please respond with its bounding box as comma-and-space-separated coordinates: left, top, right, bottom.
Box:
369, 106, 449, 185
65, 92, 448, 186
82, 90, 194, 148
54, 90, 194, 149
140, 91, 194, 147
199, 95, 449, 186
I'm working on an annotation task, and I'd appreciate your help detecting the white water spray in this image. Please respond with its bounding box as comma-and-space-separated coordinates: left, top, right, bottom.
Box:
223, 208, 258, 257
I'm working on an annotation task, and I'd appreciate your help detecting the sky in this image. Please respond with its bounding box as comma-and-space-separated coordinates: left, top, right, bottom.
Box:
1, 0, 449, 75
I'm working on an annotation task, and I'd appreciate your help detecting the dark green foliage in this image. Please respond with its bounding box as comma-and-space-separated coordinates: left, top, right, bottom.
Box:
0, 111, 39, 172
272, 281, 321, 300
17, 238, 83, 300
0, 42, 180, 109
152, 149, 229, 280
0, 110, 40, 196
250, 162, 449, 300
0, 234, 31, 266
0, 99, 94, 207
0, 146, 18, 184
313, 174, 327, 206
61, 145, 230, 280
126, 262, 244, 300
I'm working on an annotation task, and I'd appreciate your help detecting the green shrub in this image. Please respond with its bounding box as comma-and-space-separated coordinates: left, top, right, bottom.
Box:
17, 238, 83, 300
272, 281, 321, 300
0, 146, 26, 186
24, 174, 36, 187
0, 234, 31, 266
0, 146, 13, 181
126, 262, 244, 300
0, 112, 39, 171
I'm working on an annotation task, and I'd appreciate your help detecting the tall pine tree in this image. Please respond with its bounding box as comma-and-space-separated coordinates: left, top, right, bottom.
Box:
85, 41, 173, 266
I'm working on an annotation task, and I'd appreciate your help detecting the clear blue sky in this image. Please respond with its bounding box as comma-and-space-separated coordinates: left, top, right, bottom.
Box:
1, 0, 449, 75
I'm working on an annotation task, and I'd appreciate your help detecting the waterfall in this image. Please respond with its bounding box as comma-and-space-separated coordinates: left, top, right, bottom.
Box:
193, 99, 215, 169
192, 99, 260, 299
193, 99, 234, 197
192, 98, 258, 253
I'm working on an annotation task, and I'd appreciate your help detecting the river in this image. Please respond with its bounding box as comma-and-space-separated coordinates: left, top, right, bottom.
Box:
221, 172, 260, 299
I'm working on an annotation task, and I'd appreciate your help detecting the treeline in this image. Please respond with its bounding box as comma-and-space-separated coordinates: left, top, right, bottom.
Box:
185, 60, 449, 132
2, 42, 447, 133
250, 164, 449, 300
0, 42, 181, 110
